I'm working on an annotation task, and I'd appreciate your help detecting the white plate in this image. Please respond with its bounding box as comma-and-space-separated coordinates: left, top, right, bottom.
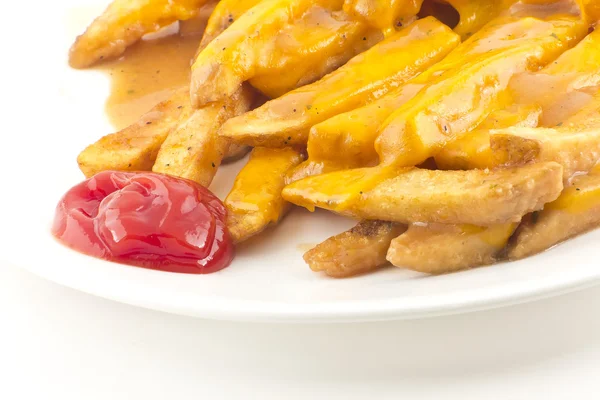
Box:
1, 0, 599, 322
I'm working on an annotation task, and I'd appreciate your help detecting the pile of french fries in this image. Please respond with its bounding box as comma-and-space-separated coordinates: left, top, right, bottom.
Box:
72, 0, 600, 277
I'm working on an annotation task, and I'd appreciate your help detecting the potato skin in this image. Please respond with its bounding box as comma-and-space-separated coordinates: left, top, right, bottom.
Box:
70, 0, 211, 68
225, 147, 304, 243
304, 220, 406, 278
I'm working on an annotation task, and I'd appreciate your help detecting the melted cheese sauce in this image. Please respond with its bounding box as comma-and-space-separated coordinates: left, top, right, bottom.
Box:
97, 34, 201, 129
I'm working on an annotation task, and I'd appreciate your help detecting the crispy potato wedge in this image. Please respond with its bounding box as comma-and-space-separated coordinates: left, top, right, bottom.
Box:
289, 81, 425, 182
434, 104, 542, 170
248, 6, 379, 98
304, 220, 406, 278
509, 170, 600, 259
69, 0, 210, 68
190, 0, 375, 106
283, 162, 564, 225
283, 165, 402, 212
446, 0, 517, 38
490, 121, 600, 182
153, 85, 255, 186
198, 0, 263, 50
225, 147, 304, 243
286, 82, 426, 182
387, 223, 517, 274
223, 144, 251, 163
77, 87, 190, 177
342, 0, 421, 33
437, 29, 600, 170
220, 18, 459, 147
576, 0, 600, 24
375, 14, 587, 167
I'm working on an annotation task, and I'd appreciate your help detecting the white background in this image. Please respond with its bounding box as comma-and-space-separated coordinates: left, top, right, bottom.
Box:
2, 264, 599, 399
1, 1, 599, 398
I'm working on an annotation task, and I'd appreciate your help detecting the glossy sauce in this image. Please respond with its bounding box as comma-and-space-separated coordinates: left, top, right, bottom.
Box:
97, 33, 201, 129
52, 171, 234, 274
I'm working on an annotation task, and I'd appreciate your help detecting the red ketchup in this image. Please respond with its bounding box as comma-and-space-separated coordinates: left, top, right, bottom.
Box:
52, 171, 234, 274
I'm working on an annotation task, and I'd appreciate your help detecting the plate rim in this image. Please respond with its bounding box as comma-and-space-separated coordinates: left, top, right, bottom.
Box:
8, 256, 600, 323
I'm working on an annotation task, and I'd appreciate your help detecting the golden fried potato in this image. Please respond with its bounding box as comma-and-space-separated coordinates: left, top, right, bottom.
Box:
190, 0, 375, 107
223, 144, 251, 163
436, 28, 600, 170
387, 223, 517, 274
434, 104, 542, 170
283, 162, 564, 225
152, 85, 255, 186
77, 87, 190, 177
342, 0, 421, 33
288, 82, 426, 182
575, 0, 600, 24
490, 121, 600, 182
375, 14, 587, 167
69, 0, 210, 68
509, 169, 600, 259
304, 220, 406, 278
198, 0, 263, 50
446, 0, 516, 38
248, 6, 379, 98
225, 147, 304, 242
220, 18, 460, 147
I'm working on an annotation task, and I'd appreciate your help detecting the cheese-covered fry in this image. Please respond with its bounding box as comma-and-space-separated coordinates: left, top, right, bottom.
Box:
436, 28, 600, 170
220, 18, 459, 147
248, 6, 378, 98
304, 220, 406, 277
435, 104, 542, 170
342, 0, 421, 33
153, 85, 255, 186
190, 0, 374, 106
491, 120, 600, 182
375, 14, 587, 167
387, 223, 517, 274
446, 0, 516, 38
509, 168, 600, 259
198, 0, 263, 50
283, 162, 564, 225
225, 147, 304, 243
77, 87, 190, 177
69, 0, 211, 68
286, 83, 425, 182
575, 0, 600, 24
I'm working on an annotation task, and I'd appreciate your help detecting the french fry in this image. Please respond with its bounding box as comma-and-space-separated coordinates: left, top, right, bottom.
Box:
304, 220, 406, 278
220, 18, 459, 147
435, 104, 542, 170
387, 223, 517, 274
248, 6, 379, 98
225, 147, 304, 243
446, 0, 516, 39
190, 0, 373, 106
77, 87, 190, 177
509, 169, 600, 259
290, 14, 586, 195
69, 0, 211, 68
436, 28, 600, 170
342, 0, 421, 33
223, 143, 251, 163
375, 14, 587, 167
286, 82, 426, 182
152, 85, 255, 186
575, 0, 600, 24
198, 0, 263, 50
283, 162, 564, 225
490, 120, 600, 182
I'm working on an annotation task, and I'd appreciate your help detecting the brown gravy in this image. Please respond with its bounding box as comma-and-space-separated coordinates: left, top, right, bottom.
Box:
97, 34, 201, 129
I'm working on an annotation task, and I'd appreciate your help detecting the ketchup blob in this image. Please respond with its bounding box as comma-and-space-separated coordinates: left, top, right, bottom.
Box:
52, 171, 234, 274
